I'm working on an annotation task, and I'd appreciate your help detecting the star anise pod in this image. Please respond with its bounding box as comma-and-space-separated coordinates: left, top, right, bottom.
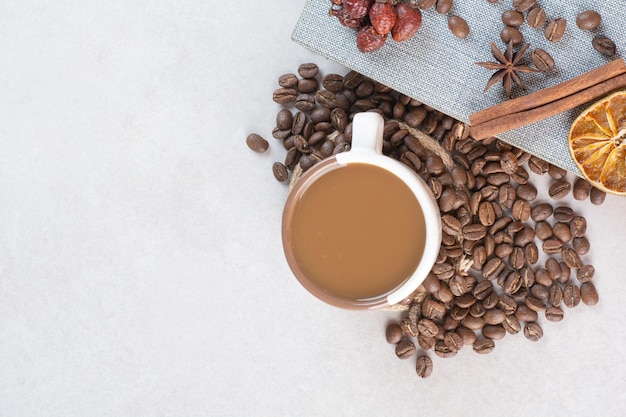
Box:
476, 41, 539, 98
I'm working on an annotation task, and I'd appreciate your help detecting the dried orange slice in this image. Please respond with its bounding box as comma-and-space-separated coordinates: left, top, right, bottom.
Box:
568, 90, 626, 195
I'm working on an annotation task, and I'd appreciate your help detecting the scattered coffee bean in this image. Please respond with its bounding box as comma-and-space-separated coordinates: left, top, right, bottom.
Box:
415, 355, 434, 378
563, 284, 581, 308
548, 164, 567, 180
545, 306, 564, 322
524, 322, 543, 341
577, 264, 595, 283
448, 15, 470, 39
531, 48, 555, 72
527, 7, 547, 28
500, 26, 524, 46
570, 216, 587, 237
246, 133, 269, 153
580, 282, 599, 305
554, 206, 574, 222
502, 10, 524, 27
592, 35, 616, 57
572, 178, 592, 200
549, 180, 571, 199
396, 340, 417, 359
473, 338, 495, 354
512, 0, 536, 12
298, 63, 319, 79
589, 187, 606, 205
272, 161, 289, 182
576, 10, 602, 31
545, 18, 566, 42
386, 323, 404, 344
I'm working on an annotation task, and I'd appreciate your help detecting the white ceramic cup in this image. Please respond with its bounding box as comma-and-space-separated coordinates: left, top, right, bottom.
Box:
282, 112, 442, 310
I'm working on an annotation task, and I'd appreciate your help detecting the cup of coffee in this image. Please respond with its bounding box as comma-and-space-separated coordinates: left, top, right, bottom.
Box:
282, 112, 442, 310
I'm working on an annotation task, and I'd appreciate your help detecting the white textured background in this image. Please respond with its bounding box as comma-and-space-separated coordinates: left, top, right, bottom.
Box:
0, 1, 625, 416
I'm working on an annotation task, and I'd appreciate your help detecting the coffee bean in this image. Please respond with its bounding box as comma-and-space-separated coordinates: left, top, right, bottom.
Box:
576, 10, 602, 30
276, 109, 294, 130
483, 257, 505, 280
434, 340, 457, 358
294, 94, 315, 112
500, 151, 519, 174
422, 298, 447, 320
273, 87, 298, 104
562, 247, 582, 269
396, 340, 417, 359
477, 201, 495, 226
298, 63, 319, 79
535, 268, 553, 287
461, 315, 485, 330
528, 156, 549, 175
298, 77, 319, 94
448, 15, 470, 39
570, 216, 587, 238
554, 206, 574, 222
503, 270, 522, 294
525, 243, 539, 265
293, 135, 310, 154
524, 322, 543, 341
592, 35, 616, 57
552, 222, 572, 243
415, 355, 434, 378
499, 184, 516, 209
482, 324, 506, 340
527, 7, 547, 28
577, 264, 595, 283
418, 334, 435, 351
549, 180, 571, 199
511, 167, 529, 185
473, 280, 493, 300
573, 178, 591, 200
316, 90, 337, 109
545, 18, 566, 42
278, 73, 298, 88
435, 0, 453, 14
509, 247, 525, 270
531, 48, 554, 72
531, 283, 550, 301
529, 203, 551, 222
444, 332, 463, 351
456, 326, 476, 346
511, 199, 531, 222
484, 309, 506, 325
463, 224, 487, 241
513, 0, 536, 12
502, 10, 525, 27
558, 262, 571, 284
502, 315, 521, 334
525, 296, 546, 312
291, 111, 306, 135
545, 306, 564, 322
417, 318, 439, 338
548, 164, 567, 180
516, 183, 537, 201
246, 133, 269, 153
545, 257, 562, 281
520, 267, 535, 288
535, 221, 553, 240
563, 284, 581, 308
515, 305, 538, 322
386, 323, 404, 344
401, 316, 419, 337
272, 161, 289, 182
473, 338, 495, 354
542, 238, 563, 254
500, 26, 524, 46
590, 187, 606, 205
418, 0, 437, 9
580, 281, 599, 305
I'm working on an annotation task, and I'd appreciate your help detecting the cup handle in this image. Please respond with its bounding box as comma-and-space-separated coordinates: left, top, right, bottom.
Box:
351, 112, 384, 154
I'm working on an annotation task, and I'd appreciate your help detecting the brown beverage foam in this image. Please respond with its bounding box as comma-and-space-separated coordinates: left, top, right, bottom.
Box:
287, 162, 426, 300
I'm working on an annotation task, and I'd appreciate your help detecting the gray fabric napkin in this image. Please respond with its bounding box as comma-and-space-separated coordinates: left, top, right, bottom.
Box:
292, 0, 625, 175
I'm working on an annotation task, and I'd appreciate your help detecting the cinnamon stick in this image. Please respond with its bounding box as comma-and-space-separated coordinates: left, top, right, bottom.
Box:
469, 58, 626, 127
470, 72, 626, 140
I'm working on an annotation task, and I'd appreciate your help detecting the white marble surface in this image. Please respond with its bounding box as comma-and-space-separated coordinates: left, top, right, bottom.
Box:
1, 1, 625, 416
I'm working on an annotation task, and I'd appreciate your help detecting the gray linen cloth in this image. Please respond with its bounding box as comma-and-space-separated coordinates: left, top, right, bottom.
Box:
292, 0, 625, 175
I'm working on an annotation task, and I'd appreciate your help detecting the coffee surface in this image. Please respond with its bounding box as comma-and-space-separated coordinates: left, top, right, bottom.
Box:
290, 162, 426, 300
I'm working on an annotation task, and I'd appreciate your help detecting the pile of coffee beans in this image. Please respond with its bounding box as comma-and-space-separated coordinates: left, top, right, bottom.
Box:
248, 62, 602, 379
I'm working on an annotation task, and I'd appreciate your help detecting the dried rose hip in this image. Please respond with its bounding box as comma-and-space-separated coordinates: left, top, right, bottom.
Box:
330, 7, 363, 28
356, 24, 388, 52
344, 0, 373, 20
391, 3, 422, 42
370, 0, 398, 35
